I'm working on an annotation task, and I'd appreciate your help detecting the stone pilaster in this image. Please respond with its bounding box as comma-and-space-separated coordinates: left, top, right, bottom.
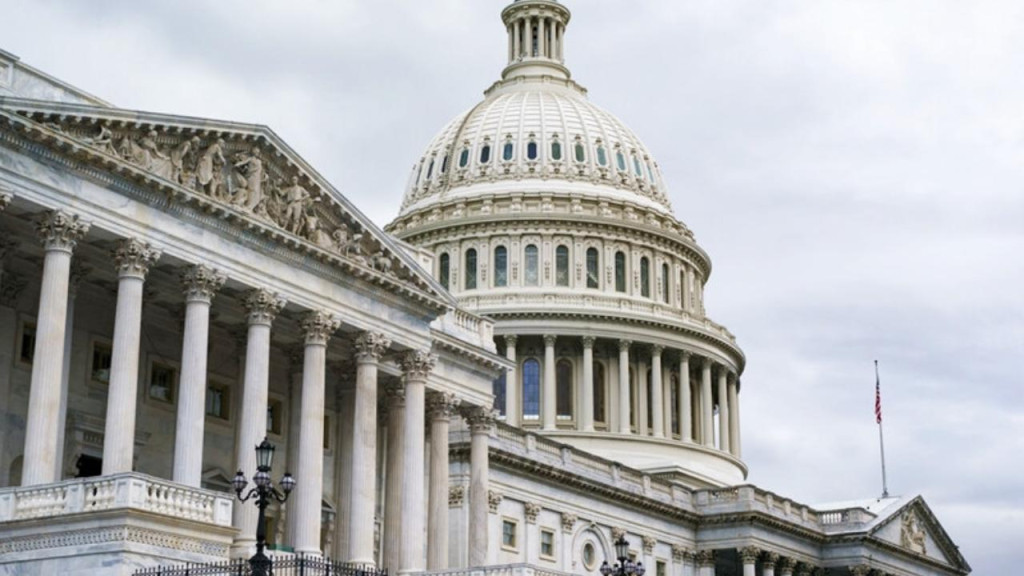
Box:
54, 261, 90, 480
617, 340, 632, 434
426, 392, 459, 570
729, 373, 741, 457
463, 405, 496, 567
717, 365, 730, 454
581, 336, 596, 431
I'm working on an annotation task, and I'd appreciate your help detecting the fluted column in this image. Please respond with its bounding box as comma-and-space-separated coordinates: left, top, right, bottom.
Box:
513, 19, 521, 60
542, 334, 556, 430
696, 550, 716, 576
23, 212, 90, 485
728, 374, 741, 457
679, 352, 692, 442
581, 336, 595, 432
504, 335, 519, 426
400, 351, 435, 574
284, 346, 304, 549
538, 17, 546, 58
294, 311, 340, 555
762, 552, 779, 576
102, 238, 161, 478
650, 346, 664, 437
617, 340, 631, 433
382, 381, 406, 573
231, 289, 286, 557
55, 262, 88, 479
463, 406, 495, 567
427, 392, 459, 570
172, 265, 226, 486
717, 365, 730, 453
348, 331, 391, 566
332, 363, 355, 560
700, 358, 714, 447
739, 547, 759, 576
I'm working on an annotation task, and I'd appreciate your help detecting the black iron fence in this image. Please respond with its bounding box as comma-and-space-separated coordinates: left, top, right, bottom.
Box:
133, 554, 388, 576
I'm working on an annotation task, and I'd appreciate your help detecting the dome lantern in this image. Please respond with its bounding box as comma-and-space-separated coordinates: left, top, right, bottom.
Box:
501, 0, 572, 81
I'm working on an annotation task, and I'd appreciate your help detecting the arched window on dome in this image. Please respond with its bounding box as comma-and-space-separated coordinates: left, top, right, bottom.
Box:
661, 263, 670, 304
574, 140, 586, 163
493, 372, 507, 416
527, 140, 538, 161
465, 248, 478, 290
551, 139, 563, 161
503, 140, 515, 161
441, 154, 449, 174
522, 358, 541, 421
596, 144, 608, 167
646, 160, 656, 183
633, 154, 643, 177
459, 147, 470, 168
415, 162, 424, 186
640, 257, 651, 298
593, 361, 606, 425
586, 247, 600, 289
439, 253, 450, 290
480, 143, 492, 164
556, 359, 573, 420
525, 244, 540, 286
555, 245, 570, 287
426, 158, 435, 180
494, 245, 508, 287
615, 251, 627, 293
616, 149, 627, 172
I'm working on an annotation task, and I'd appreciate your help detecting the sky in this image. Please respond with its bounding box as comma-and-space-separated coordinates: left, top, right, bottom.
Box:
3, 0, 1022, 572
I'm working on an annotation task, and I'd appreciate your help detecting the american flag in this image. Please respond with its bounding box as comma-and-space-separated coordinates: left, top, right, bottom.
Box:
874, 368, 883, 424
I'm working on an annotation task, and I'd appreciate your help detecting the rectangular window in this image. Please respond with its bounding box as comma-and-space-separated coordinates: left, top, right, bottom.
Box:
18, 321, 36, 364
525, 245, 539, 286
90, 340, 113, 385
540, 529, 555, 559
501, 519, 518, 550
323, 414, 332, 450
657, 561, 666, 576
267, 399, 284, 436
495, 246, 508, 287
205, 381, 230, 420
148, 361, 178, 404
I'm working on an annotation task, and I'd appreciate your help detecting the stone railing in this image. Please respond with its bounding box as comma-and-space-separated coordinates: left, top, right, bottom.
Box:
434, 307, 497, 351
0, 472, 233, 527
692, 485, 877, 532
426, 562, 577, 576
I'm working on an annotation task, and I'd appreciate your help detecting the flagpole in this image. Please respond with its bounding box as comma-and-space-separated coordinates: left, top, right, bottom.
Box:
875, 360, 889, 498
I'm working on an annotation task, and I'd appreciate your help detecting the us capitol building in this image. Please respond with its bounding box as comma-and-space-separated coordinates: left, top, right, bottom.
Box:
0, 2, 969, 575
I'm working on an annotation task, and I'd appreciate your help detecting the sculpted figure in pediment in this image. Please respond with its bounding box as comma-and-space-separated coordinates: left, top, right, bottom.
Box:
304, 215, 336, 251
232, 147, 265, 212
197, 139, 227, 199
82, 126, 117, 155
900, 509, 927, 555
123, 130, 175, 180
282, 176, 313, 234
171, 136, 201, 187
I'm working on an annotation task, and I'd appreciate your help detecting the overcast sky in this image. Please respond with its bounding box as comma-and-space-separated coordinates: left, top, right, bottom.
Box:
4, 0, 1021, 572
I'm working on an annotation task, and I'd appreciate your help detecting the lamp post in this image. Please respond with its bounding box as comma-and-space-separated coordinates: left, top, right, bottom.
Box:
233, 437, 296, 576
600, 536, 645, 576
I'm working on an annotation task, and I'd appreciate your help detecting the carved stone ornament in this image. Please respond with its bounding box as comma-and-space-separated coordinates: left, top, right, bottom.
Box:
671, 545, 692, 562
302, 310, 341, 346
448, 485, 466, 507
426, 392, 460, 420
354, 331, 392, 362
642, 535, 657, 554
462, 405, 498, 433
739, 546, 761, 564
111, 238, 162, 279
611, 527, 626, 542
849, 566, 871, 576
778, 557, 797, 571
618, 339, 632, 352
900, 509, 927, 555
560, 512, 577, 533
180, 264, 226, 302
524, 502, 541, 523
36, 210, 90, 253
794, 563, 813, 576
488, 490, 504, 513
0, 190, 11, 211
581, 335, 596, 349
401, 350, 437, 381
695, 550, 715, 568
543, 334, 557, 347
243, 288, 287, 326
762, 551, 780, 569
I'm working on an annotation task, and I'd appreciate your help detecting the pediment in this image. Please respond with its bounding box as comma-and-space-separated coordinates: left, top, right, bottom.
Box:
0, 97, 454, 311
868, 496, 969, 572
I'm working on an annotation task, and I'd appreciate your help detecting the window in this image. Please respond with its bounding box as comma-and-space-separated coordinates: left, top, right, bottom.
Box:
18, 321, 36, 364
647, 161, 656, 183
646, 369, 653, 432
441, 154, 449, 174
540, 529, 555, 559
90, 340, 113, 385
206, 381, 230, 420
640, 257, 651, 298
459, 147, 470, 168
148, 361, 178, 404
439, 253, 450, 290
527, 141, 538, 160
522, 359, 541, 420
551, 140, 563, 161
480, 144, 492, 164
426, 159, 435, 180
656, 560, 667, 576
615, 251, 627, 293
574, 141, 585, 163
494, 246, 508, 287
267, 399, 284, 436
586, 248, 600, 289
597, 145, 608, 167
525, 244, 539, 286
493, 372, 507, 416
583, 542, 597, 570
503, 141, 514, 161
670, 374, 679, 436
555, 245, 569, 287
616, 150, 627, 172
633, 155, 643, 177
556, 359, 573, 420
502, 519, 518, 550
465, 248, 478, 290
594, 362, 606, 424
661, 263, 670, 304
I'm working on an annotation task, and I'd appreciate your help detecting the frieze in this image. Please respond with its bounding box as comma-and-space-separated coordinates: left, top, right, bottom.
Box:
0, 525, 229, 557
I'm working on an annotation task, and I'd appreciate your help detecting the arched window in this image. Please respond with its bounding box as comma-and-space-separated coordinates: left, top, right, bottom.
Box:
480, 144, 492, 164
555, 245, 570, 287
493, 373, 507, 416
615, 251, 627, 293
415, 163, 424, 186
556, 359, 573, 420
551, 140, 563, 161
523, 359, 541, 420
441, 154, 449, 174
586, 248, 599, 289
633, 155, 643, 177
647, 161, 656, 183
593, 362, 606, 424
616, 150, 627, 172
629, 367, 637, 429
527, 141, 538, 160
646, 369, 653, 433
439, 253, 450, 290
503, 141, 515, 161
494, 246, 508, 287
525, 244, 539, 286
670, 374, 679, 436
465, 248, 478, 290
574, 142, 586, 163
459, 147, 470, 168
640, 257, 651, 298
662, 263, 670, 304
426, 158, 435, 180
597, 145, 608, 167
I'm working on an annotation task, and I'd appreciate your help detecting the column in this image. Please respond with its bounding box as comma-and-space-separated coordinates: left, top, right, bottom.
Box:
696, 550, 716, 576
504, 335, 519, 426
617, 340, 631, 433
54, 262, 89, 479
763, 552, 779, 576
332, 363, 355, 560
700, 358, 714, 447
382, 381, 405, 573
637, 357, 648, 435
538, 17, 546, 58
294, 311, 340, 555
662, 363, 672, 438
513, 19, 521, 59
542, 334, 556, 430
740, 547, 759, 576
580, 336, 595, 432
102, 237, 161, 477
348, 331, 391, 566
717, 366, 730, 453
23, 211, 90, 485
463, 405, 495, 567
728, 374, 741, 457
172, 265, 226, 486
650, 346, 664, 437
679, 352, 692, 442
231, 289, 286, 557
284, 346, 304, 549
427, 392, 459, 570
400, 351, 435, 574
778, 557, 796, 576
507, 23, 514, 63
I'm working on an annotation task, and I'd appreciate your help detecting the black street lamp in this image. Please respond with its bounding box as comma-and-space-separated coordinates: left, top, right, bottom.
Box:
233, 437, 296, 576
600, 536, 645, 576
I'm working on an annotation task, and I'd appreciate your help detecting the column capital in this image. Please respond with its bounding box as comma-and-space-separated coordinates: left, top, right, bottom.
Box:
426, 391, 460, 421
651, 344, 664, 357
618, 339, 632, 352
401, 350, 436, 382
112, 238, 161, 279
695, 550, 716, 568
180, 264, 226, 303
702, 356, 714, 369
581, 335, 596, 349
244, 288, 287, 326
302, 310, 341, 346
642, 535, 656, 554
671, 544, 693, 561
850, 566, 871, 576
504, 334, 518, 347
462, 404, 497, 433
524, 501, 541, 523
354, 331, 391, 362
779, 557, 797, 571
561, 512, 577, 533
763, 551, 780, 568
679, 350, 691, 361
739, 546, 761, 564
543, 334, 557, 347
488, 490, 505, 514
37, 210, 90, 253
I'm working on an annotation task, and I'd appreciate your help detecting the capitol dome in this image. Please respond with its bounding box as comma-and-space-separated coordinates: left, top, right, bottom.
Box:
388, 0, 747, 488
